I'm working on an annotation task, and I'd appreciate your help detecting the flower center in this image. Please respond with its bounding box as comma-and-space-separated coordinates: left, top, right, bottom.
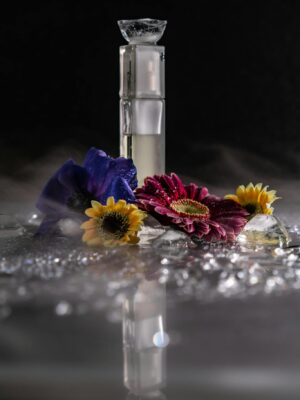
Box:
170, 199, 210, 219
67, 191, 94, 213
244, 203, 261, 215
97, 212, 130, 239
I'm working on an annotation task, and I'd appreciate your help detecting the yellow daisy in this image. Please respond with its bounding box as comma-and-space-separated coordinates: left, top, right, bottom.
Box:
81, 196, 146, 247
225, 183, 280, 217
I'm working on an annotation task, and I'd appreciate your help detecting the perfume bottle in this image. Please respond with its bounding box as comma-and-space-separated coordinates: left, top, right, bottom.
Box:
118, 19, 167, 186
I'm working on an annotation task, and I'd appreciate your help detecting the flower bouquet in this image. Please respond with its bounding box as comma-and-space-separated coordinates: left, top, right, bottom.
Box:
36, 147, 285, 248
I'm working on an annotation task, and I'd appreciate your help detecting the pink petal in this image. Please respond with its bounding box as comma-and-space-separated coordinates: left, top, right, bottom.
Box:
184, 183, 197, 200
197, 186, 209, 201
181, 223, 195, 233
154, 206, 179, 218
159, 174, 177, 197
194, 220, 210, 235
171, 173, 187, 198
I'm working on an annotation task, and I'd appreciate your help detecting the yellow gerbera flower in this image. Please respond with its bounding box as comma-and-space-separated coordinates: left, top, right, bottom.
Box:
225, 183, 280, 217
81, 197, 146, 247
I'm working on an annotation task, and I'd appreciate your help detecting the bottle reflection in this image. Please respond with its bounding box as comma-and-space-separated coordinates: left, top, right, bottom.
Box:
123, 280, 168, 398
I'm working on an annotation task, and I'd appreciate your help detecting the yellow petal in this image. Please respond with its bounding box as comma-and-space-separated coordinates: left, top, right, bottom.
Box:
91, 200, 104, 213
128, 216, 142, 227
224, 194, 239, 203
82, 229, 97, 242
121, 234, 130, 242
114, 199, 127, 210
85, 208, 98, 217
80, 219, 96, 230
128, 235, 140, 244
106, 196, 115, 207
86, 237, 103, 247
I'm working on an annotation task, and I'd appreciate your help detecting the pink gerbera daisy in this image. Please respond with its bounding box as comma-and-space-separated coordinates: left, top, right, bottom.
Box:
135, 174, 249, 242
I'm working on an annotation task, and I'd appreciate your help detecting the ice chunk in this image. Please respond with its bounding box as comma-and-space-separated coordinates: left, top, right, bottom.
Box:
138, 215, 167, 246
152, 229, 196, 261
153, 229, 196, 250
238, 214, 290, 247
139, 226, 167, 246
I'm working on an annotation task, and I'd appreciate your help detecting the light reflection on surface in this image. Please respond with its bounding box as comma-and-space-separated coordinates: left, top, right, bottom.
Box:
122, 280, 168, 397
1, 213, 300, 398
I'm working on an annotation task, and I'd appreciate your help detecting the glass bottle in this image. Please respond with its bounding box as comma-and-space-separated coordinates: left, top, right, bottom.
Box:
118, 19, 167, 186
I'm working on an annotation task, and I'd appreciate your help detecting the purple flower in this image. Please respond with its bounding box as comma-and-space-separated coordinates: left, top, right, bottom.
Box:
36, 147, 137, 234
136, 173, 248, 242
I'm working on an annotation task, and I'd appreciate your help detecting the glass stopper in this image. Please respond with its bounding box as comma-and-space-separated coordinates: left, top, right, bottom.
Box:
118, 18, 167, 45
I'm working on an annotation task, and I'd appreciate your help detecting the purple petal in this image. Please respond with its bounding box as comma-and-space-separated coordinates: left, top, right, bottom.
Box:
111, 157, 137, 190
83, 151, 112, 194
83, 147, 107, 167
84, 149, 137, 196
99, 176, 135, 203
57, 163, 90, 194
36, 160, 75, 215
34, 215, 61, 237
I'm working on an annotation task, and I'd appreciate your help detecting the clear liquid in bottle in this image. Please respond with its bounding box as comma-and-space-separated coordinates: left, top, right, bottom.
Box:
122, 133, 165, 186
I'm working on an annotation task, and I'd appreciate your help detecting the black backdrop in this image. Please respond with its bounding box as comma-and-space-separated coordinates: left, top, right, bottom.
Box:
2, 0, 300, 185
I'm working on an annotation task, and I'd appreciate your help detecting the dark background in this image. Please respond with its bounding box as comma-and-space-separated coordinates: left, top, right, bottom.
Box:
2, 0, 300, 185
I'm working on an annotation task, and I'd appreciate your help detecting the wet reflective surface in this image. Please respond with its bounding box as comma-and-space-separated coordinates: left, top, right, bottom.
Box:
1, 214, 300, 398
